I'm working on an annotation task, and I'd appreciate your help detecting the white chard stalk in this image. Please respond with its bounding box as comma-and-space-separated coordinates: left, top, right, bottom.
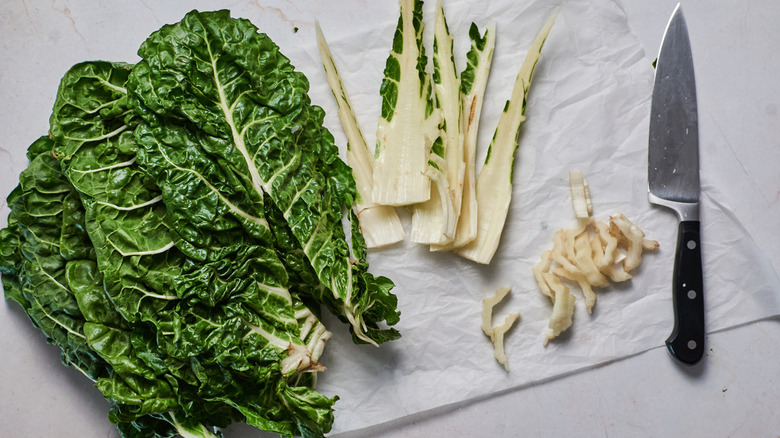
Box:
373, 0, 441, 206
409, 137, 455, 244
569, 170, 592, 219
436, 21, 496, 250
315, 22, 405, 248
411, 0, 461, 245
458, 12, 558, 264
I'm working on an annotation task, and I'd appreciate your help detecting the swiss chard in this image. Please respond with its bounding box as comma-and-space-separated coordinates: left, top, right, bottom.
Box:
2, 9, 401, 438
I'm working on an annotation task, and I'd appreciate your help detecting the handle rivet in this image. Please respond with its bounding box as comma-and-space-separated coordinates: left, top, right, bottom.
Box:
687, 240, 697, 250
687, 340, 697, 350
687, 290, 697, 299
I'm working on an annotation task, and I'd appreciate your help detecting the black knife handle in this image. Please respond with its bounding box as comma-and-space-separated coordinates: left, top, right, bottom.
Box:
665, 220, 705, 365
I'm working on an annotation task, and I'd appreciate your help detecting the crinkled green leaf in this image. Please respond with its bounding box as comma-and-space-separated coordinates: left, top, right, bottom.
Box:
0, 137, 108, 381
127, 9, 399, 345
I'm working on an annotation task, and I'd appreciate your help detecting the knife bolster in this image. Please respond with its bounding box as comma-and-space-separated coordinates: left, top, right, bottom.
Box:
648, 192, 700, 221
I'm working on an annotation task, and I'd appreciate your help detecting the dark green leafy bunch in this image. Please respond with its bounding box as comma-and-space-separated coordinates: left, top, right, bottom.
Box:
0, 9, 401, 438
48, 59, 336, 437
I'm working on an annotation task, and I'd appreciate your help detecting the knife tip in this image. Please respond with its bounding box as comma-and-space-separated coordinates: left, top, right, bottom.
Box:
673, 3, 685, 19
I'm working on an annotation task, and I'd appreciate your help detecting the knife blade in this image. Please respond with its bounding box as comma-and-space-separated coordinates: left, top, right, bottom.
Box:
648, 4, 704, 365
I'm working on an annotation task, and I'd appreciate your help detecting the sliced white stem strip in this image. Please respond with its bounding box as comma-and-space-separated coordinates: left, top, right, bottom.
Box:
481, 286, 511, 337
542, 272, 576, 346
481, 286, 519, 370
373, 0, 440, 206
492, 312, 520, 370
569, 170, 592, 219
315, 22, 404, 247
412, 0, 463, 246
458, 12, 558, 264
440, 21, 496, 251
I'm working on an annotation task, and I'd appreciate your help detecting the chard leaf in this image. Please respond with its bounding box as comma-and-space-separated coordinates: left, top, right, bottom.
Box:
0, 137, 108, 381
51, 61, 301, 333
51, 62, 186, 322
126, 9, 399, 345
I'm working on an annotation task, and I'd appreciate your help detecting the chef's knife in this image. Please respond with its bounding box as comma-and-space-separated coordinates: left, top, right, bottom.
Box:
648, 4, 704, 365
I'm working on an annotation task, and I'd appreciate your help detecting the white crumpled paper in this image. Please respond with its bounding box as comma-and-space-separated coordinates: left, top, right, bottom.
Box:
0, 0, 778, 436
286, 0, 780, 434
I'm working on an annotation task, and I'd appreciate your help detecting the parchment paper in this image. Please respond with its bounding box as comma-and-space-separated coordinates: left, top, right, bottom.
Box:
0, 0, 778, 436
296, 0, 780, 434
